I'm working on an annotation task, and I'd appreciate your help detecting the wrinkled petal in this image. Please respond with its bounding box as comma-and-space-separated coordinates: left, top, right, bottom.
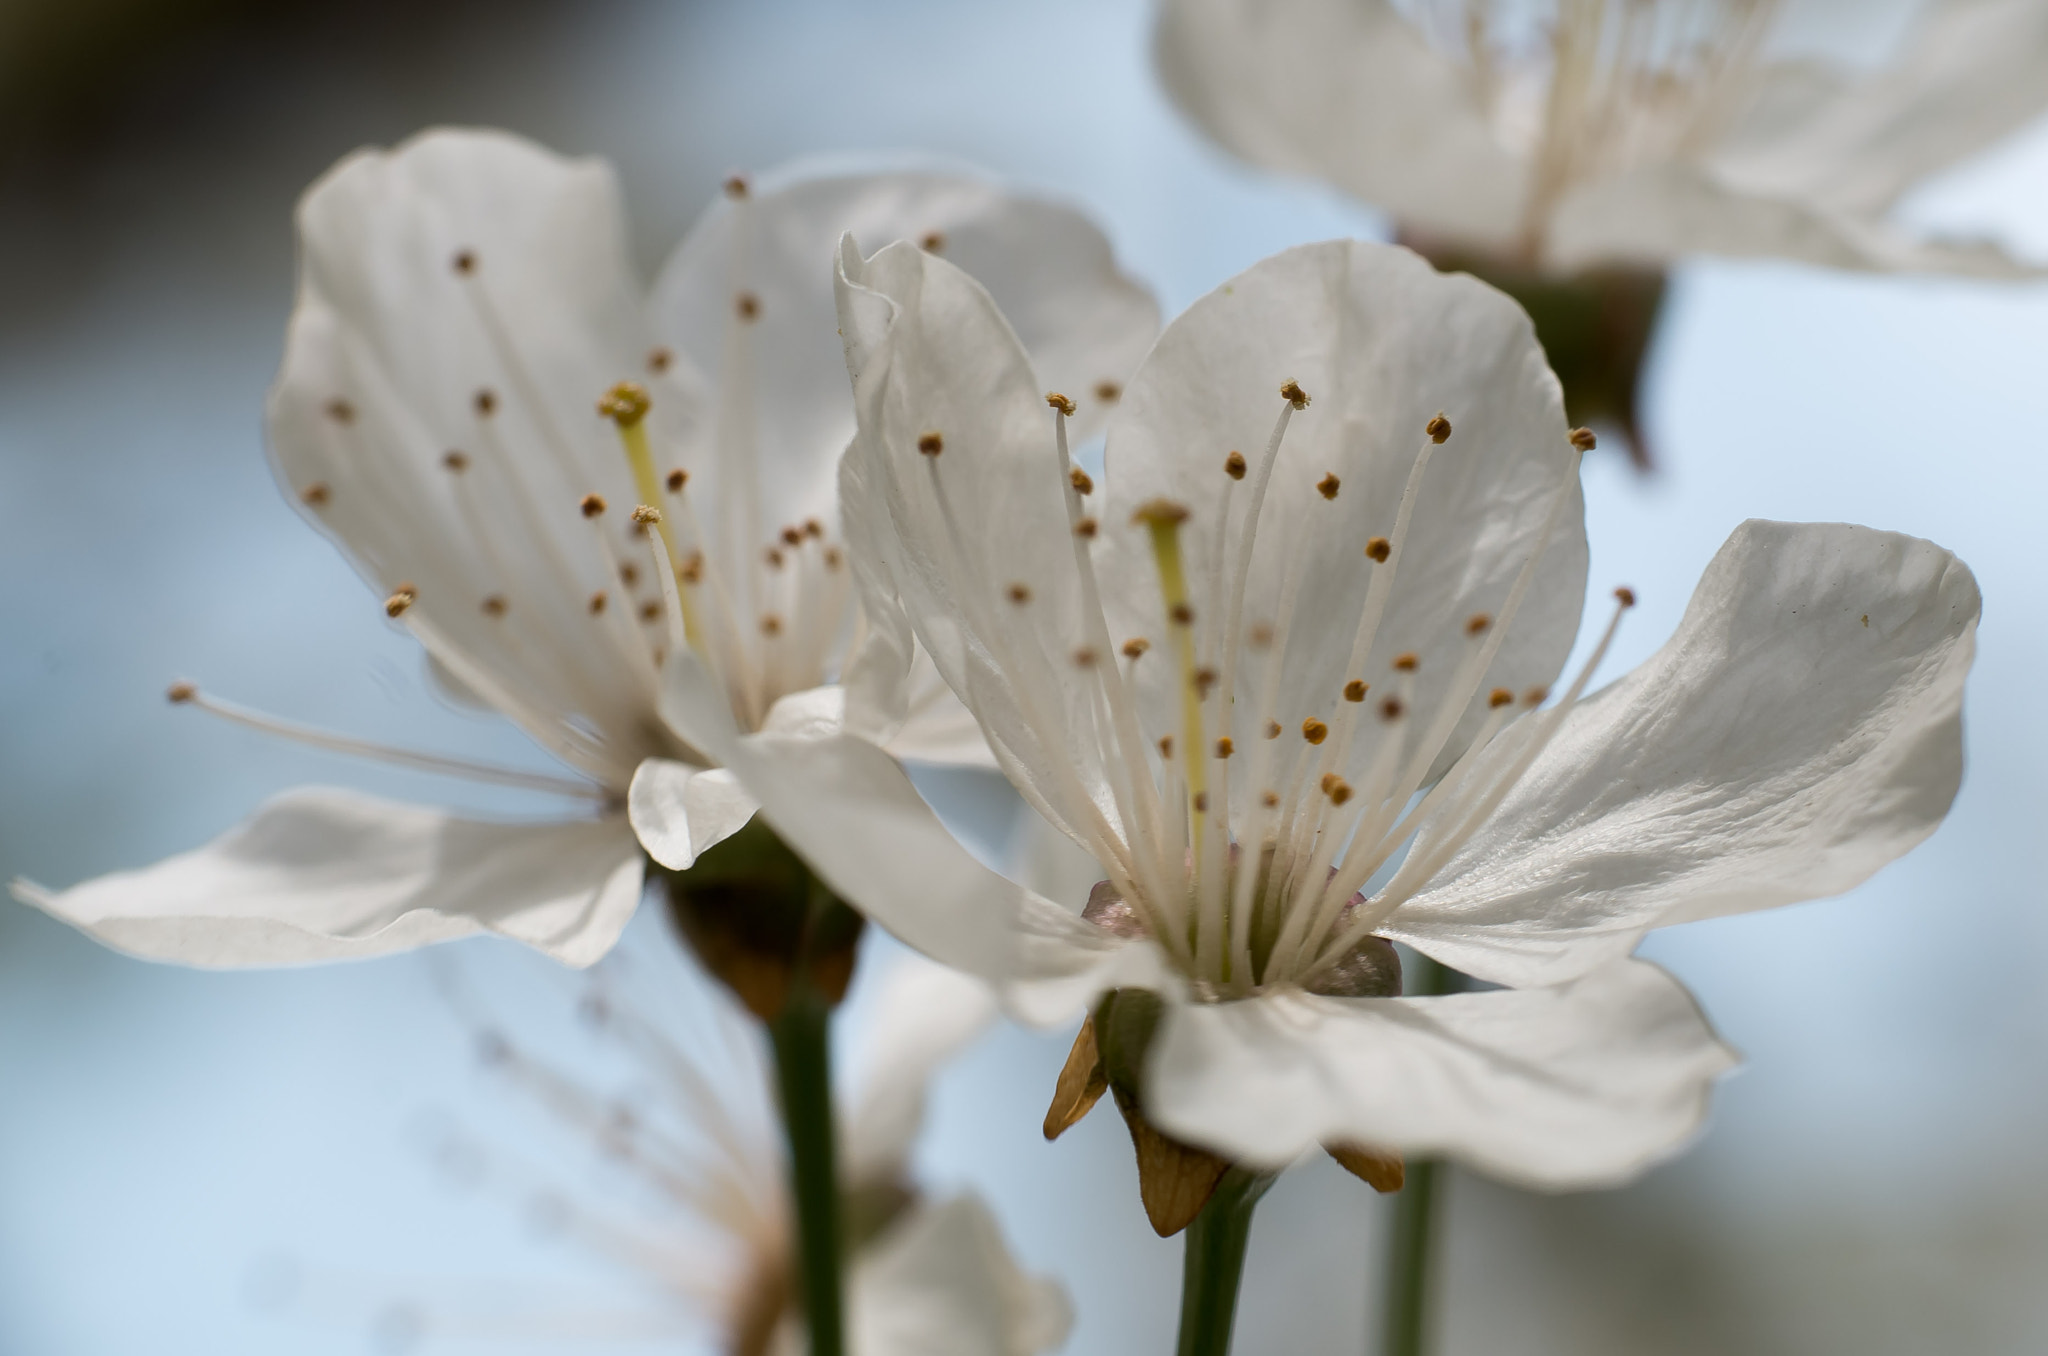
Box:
1147, 960, 1736, 1190
651, 165, 1158, 532
269, 127, 669, 786
13, 788, 644, 968
1103, 238, 1587, 795
843, 1194, 1073, 1356
843, 953, 999, 1185
723, 727, 1174, 1026
1389, 520, 1978, 988
1154, 0, 1527, 251
626, 758, 758, 871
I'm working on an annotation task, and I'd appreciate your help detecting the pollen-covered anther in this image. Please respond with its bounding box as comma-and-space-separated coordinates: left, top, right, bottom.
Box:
1280, 380, 1310, 409
1193, 667, 1218, 698
630, 505, 662, 526
734, 292, 761, 321
781, 525, 804, 548
1364, 537, 1391, 563
1224, 450, 1247, 480
1047, 391, 1077, 416
1524, 686, 1549, 707
921, 231, 946, 253
1380, 696, 1405, 722
1488, 687, 1513, 708
580, 493, 607, 518
723, 174, 750, 199
665, 468, 687, 492
1007, 582, 1033, 605
300, 482, 331, 508
1426, 413, 1452, 444
1392, 652, 1419, 672
1570, 427, 1598, 452
760, 614, 783, 637
804, 518, 824, 539
1264, 720, 1282, 739
452, 249, 477, 275
482, 595, 508, 618
1343, 679, 1368, 702
1169, 603, 1195, 626
588, 591, 608, 616
1261, 790, 1280, 808
1075, 516, 1099, 539
385, 584, 417, 618
1465, 613, 1492, 635
1094, 380, 1122, 404
1322, 775, 1353, 806
166, 681, 197, 704
1158, 735, 1174, 759
647, 347, 673, 374
442, 450, 469, 472
474, 389, 498, 417
1302, 718, 1329, 745
1122, 638, 1150, 659
1317, 472, 1341, 500
1074, 647, 1099, 667
917, 431, 944, 457
1214, 737, 1234, 759
1614, 585, 1637, 607
597, 381, 650, 428
1068, 466, 1094, 495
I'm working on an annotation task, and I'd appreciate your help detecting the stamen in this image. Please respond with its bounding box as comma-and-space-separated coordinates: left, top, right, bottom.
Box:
482, 595, 507, 618
1007, 583, 1033, 605
385, 584, 417, 618
921, 231, 946, 253
1570, 427, 1598, 451
581, 493, 607, 518
1344, 680, 1367, 702
442, 450, 469, 473
451, 249, 476, 275
918, 431, 944, 457
1123, 638, 1150, 659
666, 469, 688, 492
1279, 380, 1310, 409
647, 347, 673, 374
1075, 517, 1099, 538
1317, 473, 1341, 500
1426, 413, 1451, 443
324, 398, 355, 425
1224, 451, 1247, 480
1093, 381, 1122, 404
1046, 392, 1077, 416
1302, 718, 1328, 745
588, 591, 608, 615
1215, 737, 1234, 758
300, 483, 331, 508
1070, 467, 1094, 495
734, 292, 761, 321
1364, 537, 1390, 562
1392, 652, 1418, 672
474, 389, 497, 417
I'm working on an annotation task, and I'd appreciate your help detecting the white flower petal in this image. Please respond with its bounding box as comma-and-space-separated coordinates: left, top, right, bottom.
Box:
1389, 520, 1979, 988
1154, 0, 1527, 251
1102, 239, 1586, 791
651, 166, 1157, 531
842, 954, 999, 1185
626, 759, 758, 872
13, 787, 643, 968
722, 728, 1174, 1026
1146, 959, 1736, 1190
835, 237, 1126, 849
269, 127, 666, 786
847, 1193, 1073, 1356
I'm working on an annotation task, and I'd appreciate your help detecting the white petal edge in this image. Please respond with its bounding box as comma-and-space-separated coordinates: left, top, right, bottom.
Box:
12, 787, 644, 969
1146, 959, 1737, 1190
626, 759, 759, 872
1388, 519, 1978, 988
845, 1193, 1074, 1356
842, 953, 1000, 1185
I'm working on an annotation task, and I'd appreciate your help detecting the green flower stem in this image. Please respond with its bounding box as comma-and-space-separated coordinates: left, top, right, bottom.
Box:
1380, 951, 1458, 1356
1177, 1167, 1276, 1356
768, 878, 846, 1356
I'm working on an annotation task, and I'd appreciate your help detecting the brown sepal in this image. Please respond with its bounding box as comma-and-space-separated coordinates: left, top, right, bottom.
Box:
675, 925, 859, 1025
1325, 1140, 1406, 1193
1043, 1014, 1110, 1141
1113, 1084, 1232, 1237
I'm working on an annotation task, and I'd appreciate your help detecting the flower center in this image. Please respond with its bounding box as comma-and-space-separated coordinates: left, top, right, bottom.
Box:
956, 389, 1626, 998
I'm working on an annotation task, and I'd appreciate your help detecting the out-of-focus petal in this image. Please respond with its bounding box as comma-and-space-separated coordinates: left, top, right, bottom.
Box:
842, 954, 1000, 1185
844, 1193, 1073, 1356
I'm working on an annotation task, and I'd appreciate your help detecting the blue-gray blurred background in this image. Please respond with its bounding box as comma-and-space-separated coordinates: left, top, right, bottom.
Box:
5, 1, 2048, 1352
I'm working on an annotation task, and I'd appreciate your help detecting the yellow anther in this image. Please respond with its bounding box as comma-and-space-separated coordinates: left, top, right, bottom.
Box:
1094, 380, 1123, 404
300, 482, 331, 508
647, 347, 673, 374
474, 389, 498, 416
452, 249, 477, 275
1614, 586, 1637, 607
1069, 466, 1094, 495
1122, 638, 1150, 659
1380, 696, 1405, 722
1007, 582, 1033, 605
588, 591, 608, 615
1343, 679, 1367, 702
921, 231, 946, 253
666, 468, 687, 492
1324, 777, 1352, 806
1224, 451, 1247, 480
1317, 472, 1341, 500
1489, 687, 1513, 708
735, 292, 761, 321
1264, 720, 1282, 739
1570, 427, 1598, 452
580, 493, 607, 518
1215, 737, 1234, 758
1075, 516, 1099, 539
918, 431, 944, 457
482, 595, 508, 618
1302, 718, 1328, 745
385, 584, 417, 618
1364, 537, 1391, 562
166, 682, 197, 704
598, 382, 651, 428
1466, 613, 1491, 635
442, 450, 469, 472
630, 505, 662, 526
1426, 413, 1451, 444
1047, 392, 1077, 416
1392, 652, 1419, 672
1280, 380, 1310, 409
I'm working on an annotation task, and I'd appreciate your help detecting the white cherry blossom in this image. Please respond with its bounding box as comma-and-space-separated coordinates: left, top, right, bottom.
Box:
704, 235, 1978, 1188
1157, 0, 2048, 274
12, 128, 1157, 969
